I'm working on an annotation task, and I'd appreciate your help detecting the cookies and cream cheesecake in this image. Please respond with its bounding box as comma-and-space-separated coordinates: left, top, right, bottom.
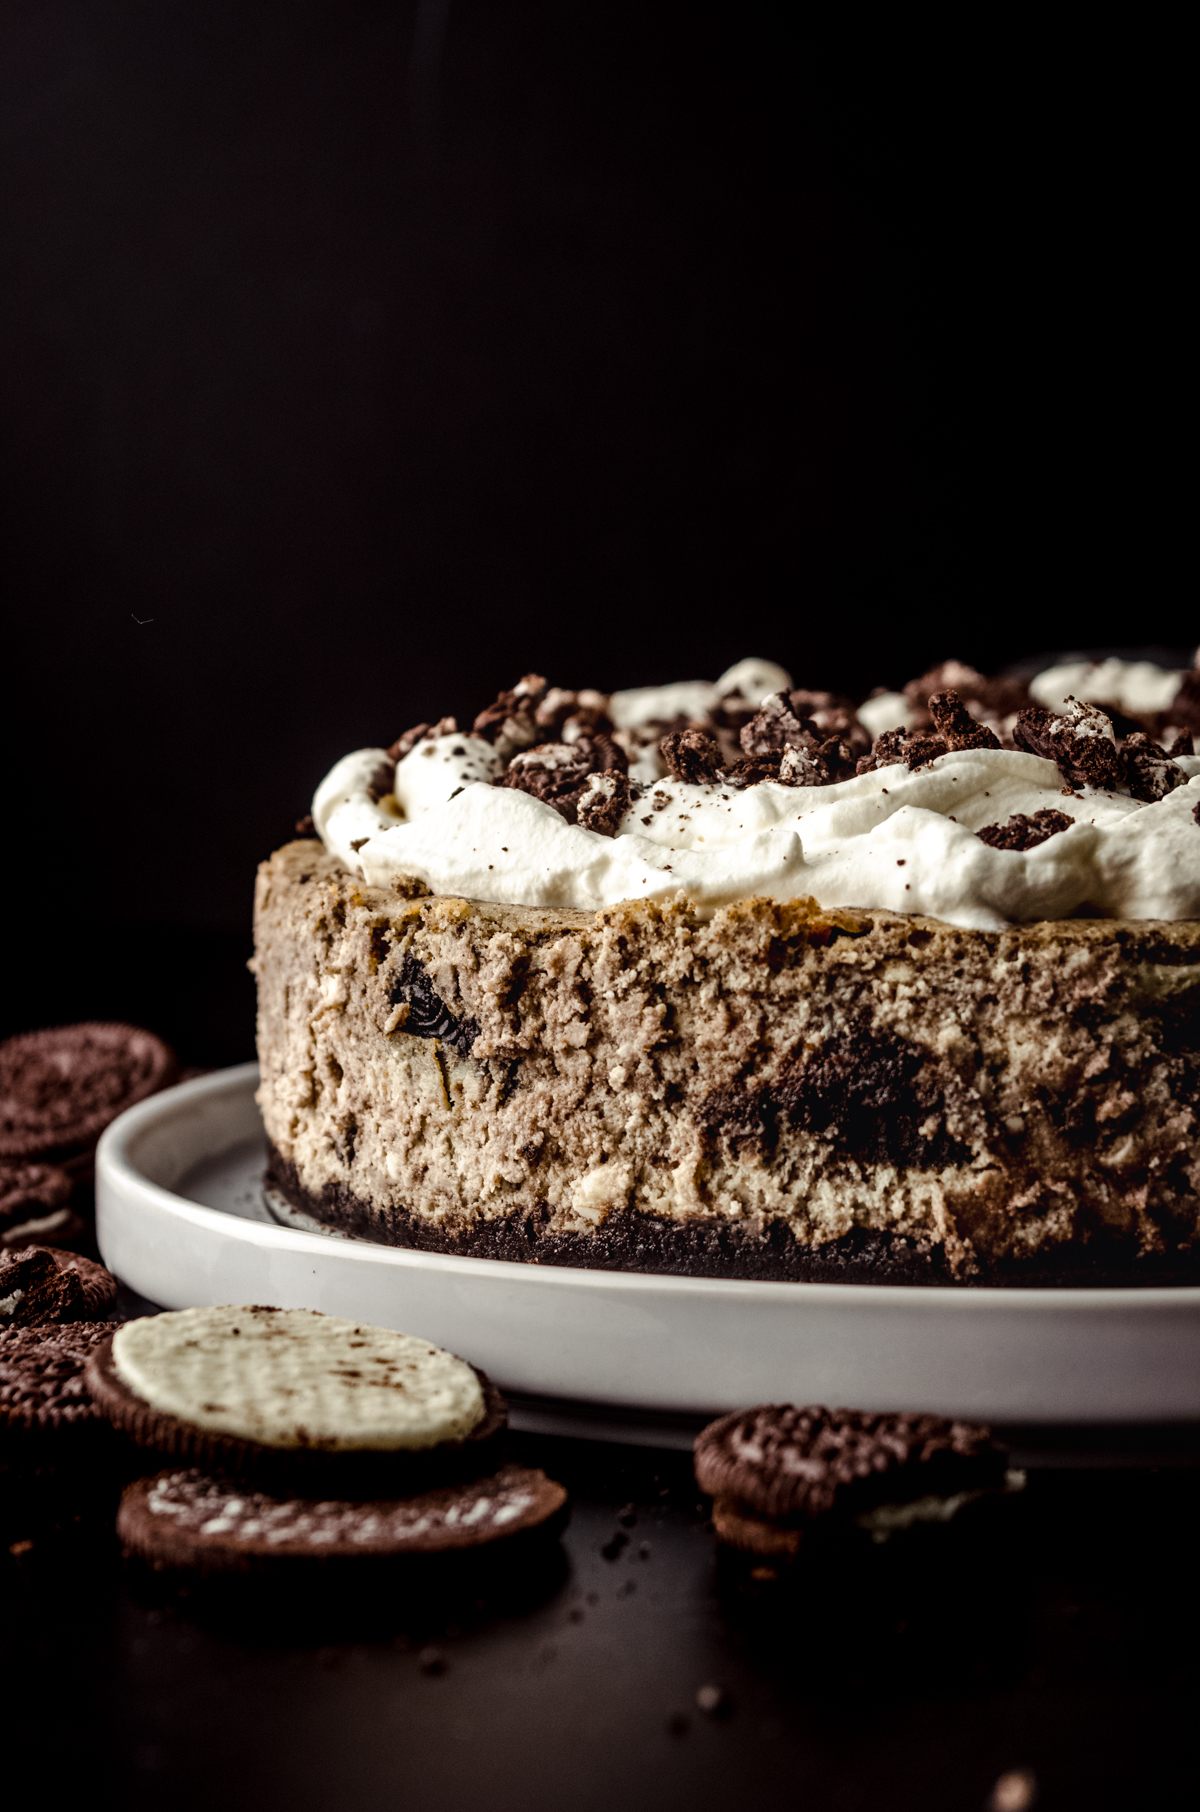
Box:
253, 654, 1200, 1284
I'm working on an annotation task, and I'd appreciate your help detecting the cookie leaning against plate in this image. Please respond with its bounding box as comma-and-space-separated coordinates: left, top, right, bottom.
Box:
118, 1462, 568, 1575
694, 1404, 1018, 1557
84, 1306, 507, 1493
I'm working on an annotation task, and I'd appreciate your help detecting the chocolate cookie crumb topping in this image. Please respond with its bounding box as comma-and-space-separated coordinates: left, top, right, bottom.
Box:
534, 687, 612, 741
724, 753, 784, 789
388, 718, 458, 762
926, 689, 1002, 752
859, 728, 948, 774
659, 728, 724, 785
739, 692, 809, 758
576, 771, 632, 836
499, 734, 628, 825
905, 661, 1030, 728
1122, 731, 1185, 804
1012, 700, 1123, 790
473, 675, 547, 757
976, 809, 1074, 851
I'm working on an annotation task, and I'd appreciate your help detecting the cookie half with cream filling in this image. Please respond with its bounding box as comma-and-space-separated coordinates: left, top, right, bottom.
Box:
694, 1404, 1022, 1557
84, 1306, 506, 1493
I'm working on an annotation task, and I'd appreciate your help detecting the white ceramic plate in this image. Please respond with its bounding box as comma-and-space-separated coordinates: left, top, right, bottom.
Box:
95, 1065, 1200, 1430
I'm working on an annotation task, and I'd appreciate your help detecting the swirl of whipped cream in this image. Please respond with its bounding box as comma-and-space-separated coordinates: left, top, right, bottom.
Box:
311, 664, 1200, 928
1030, 656, 1185, 718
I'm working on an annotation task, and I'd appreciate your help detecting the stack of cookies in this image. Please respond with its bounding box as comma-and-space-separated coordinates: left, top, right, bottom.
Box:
694, 1403, 1024, 1571
4, 1281, 568, 1579
86, 1305, 567, 1577
1, 1245, 129, 1535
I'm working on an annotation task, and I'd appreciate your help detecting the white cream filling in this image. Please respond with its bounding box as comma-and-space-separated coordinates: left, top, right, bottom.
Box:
853, 1469, 1026, 1543
111, 1307, 485, 1452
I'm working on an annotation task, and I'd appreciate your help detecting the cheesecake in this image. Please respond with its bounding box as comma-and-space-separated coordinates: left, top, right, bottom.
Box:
253, 654, 1200, 1284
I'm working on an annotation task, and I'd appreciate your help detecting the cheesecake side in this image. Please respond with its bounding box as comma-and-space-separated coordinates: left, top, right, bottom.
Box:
253, 839, 1200, 1284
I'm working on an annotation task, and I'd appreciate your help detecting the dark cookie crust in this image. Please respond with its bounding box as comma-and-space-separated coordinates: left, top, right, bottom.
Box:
84, 1329, 509, 1495
694, 1404, 1006, 1525
117, 1462, 568, 1573
0, 1022, 177, 1165
266, 1144, 1200, 1288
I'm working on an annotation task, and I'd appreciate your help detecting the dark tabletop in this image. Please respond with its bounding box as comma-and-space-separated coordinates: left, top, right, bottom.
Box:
5, 939, 1200, 1812
7, 1410, 1199, 1812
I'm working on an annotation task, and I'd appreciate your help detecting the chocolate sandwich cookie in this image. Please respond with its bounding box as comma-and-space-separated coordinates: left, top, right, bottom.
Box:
85, 1306, 507, 1493
0, 1320, 121, 1459
0, 1246, 117, 1328
1, 1319, 140, 1539
0, 1161, 85, 1252
695, 1405, 1018, 1557
0, 1022, 176, 1170
117, 1461, 568, 1575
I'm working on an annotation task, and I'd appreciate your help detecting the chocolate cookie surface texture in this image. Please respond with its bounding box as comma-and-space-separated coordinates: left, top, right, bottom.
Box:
118, 1462, 568, 1574
694, 1404, 1014, 1556
0, 1320, 120, 1459
85, 1305, 506, 1492
0, 1022, 176, 1169
0, 1161, 84, 1251
0, 1246, 116, 1329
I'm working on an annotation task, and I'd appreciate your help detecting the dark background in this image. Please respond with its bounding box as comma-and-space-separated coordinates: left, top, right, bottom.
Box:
0, 3, 1189, 1058
3, 21, 1197, 1809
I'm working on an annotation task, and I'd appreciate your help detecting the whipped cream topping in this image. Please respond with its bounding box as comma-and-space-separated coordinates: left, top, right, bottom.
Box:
1030, 656, 1185, 719
311, 658, 1200, 928
607, 657, 793, 730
